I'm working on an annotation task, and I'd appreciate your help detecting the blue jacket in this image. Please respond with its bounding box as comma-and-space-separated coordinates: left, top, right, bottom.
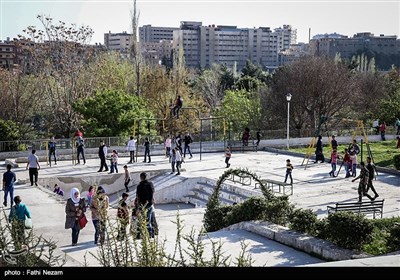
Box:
9, 203, 31, 222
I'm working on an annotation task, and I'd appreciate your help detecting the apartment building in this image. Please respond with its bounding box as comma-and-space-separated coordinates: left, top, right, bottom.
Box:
0, 39, 18, 69
173, 21, 296, 70
139, 24, 179, 43
278, 43, 309, 66
104, 31, 132, 53
309, 32, 400, 69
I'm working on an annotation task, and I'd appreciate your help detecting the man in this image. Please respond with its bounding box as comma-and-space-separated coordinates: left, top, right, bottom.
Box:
172, 95, 183, 119
48, 136, 57, 166
256, 129, 262, 146
136, 172, 155, 237
366, 157, 379, 200
97, 140, 108, 172
183, 132, 193, 159
26, 149, 40, 186
3, 164, 17, 207
126, 136, 137, 163
331, 135, 338, 151
352, 162, 374, 202
76, 136, 86, 165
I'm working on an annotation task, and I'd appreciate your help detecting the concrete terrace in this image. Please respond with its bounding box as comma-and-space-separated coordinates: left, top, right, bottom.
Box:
1, 141, 399, 267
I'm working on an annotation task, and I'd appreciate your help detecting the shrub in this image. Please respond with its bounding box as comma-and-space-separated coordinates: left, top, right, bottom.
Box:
325, 212, 374, 250
224, 197, 268, 225
387, 223, 400, 251
289, 208, 318, 235
204, 203, 232, 232
394, 154, 400, 170
263, 196, 294, 226
315, 218, 329, 240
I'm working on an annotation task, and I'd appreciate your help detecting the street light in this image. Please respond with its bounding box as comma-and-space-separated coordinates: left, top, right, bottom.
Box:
286, 93, 292, 149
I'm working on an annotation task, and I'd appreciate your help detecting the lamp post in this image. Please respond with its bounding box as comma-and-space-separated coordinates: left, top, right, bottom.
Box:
286, 93, 292, 149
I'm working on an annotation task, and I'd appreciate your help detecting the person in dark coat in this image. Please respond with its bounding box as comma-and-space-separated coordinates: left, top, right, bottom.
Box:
314, 135, 325, 163
65, 188, 86, 246
136, 172, 155, 237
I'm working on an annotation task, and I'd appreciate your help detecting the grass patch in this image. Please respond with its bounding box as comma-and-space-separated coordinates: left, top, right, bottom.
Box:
290, 140, 400, 169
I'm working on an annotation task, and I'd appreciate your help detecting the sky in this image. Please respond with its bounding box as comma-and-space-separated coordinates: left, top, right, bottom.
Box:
1, 0, 399, 44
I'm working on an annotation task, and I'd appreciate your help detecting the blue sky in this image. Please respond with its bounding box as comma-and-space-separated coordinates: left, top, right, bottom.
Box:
1, 0, 399, 44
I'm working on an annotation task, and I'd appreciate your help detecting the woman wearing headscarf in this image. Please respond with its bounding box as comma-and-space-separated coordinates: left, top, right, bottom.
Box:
90, 186, 109, 245
65, 188, 86, 246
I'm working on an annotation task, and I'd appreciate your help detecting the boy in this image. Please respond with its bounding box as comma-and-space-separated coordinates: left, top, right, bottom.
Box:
225, 146, 231, 168
284, 159, 294, 184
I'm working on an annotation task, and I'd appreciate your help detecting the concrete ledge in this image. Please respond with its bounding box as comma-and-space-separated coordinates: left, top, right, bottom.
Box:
224, 220, 371, 261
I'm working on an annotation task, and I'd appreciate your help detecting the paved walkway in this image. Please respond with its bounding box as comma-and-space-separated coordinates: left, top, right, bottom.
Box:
1, 148, 399, 267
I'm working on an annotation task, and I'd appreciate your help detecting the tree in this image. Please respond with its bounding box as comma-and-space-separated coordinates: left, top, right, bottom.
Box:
130, 0, 142, 96
74, 90, 151, 137
19, 15, 98, 137
215, 89, 261, 138
269, 56, 357, 135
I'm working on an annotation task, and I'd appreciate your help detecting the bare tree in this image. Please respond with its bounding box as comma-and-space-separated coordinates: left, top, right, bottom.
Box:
130, 0, 142, 96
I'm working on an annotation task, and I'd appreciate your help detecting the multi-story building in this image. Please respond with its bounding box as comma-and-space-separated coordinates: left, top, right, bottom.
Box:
140, 40, 173, 65
278, 43, 309, 66
309, 32, 400, 69
139, 24, 179, 43
173, 21, 296, 70
0, 38, 18, 69
104, 31, 132, 53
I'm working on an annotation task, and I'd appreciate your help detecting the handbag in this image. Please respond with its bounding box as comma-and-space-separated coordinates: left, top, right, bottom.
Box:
79, 214, 88, 229
25, 218, 33, 229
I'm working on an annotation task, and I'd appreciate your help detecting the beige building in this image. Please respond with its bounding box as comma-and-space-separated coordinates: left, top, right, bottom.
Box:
309, 32, 400, 69
173, 21, 296, 70
139, 24, 179, 43
278, 43, 309, 66
104, 31, 132, 53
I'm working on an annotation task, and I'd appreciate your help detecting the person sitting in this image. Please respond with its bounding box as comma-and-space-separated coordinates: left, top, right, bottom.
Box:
172, 95, 183, 119
53, 184, 64, 196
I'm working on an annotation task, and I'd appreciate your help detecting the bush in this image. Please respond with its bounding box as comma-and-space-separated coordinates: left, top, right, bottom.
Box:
394, 154, 400, 170
263, 196, 293, 226
325, 212, 374, 250
315, 218, 329, 240
289, 208, 318, 235
388, 223, 400, 251
224, 197, 268, 225
204, 204, 232, 232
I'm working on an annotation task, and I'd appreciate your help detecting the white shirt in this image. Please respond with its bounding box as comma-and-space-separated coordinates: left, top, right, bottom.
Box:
127, 139, 137, 151
27, 154, 39, 168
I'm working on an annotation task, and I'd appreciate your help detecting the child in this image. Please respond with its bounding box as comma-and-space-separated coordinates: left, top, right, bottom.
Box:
225, 146, 231, 168
109, 150, 119, 174
117, 192, 130, 240
53, 184, 64, 196
350, 151, 357, 177
87, 185, 95, 207
123, 165, 130, 192
284, 159, 294, 184
329, 149, 339, 177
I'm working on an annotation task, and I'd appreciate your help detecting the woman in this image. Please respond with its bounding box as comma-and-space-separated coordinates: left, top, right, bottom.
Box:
90, 186, 109, 245
65, 188, 86, 246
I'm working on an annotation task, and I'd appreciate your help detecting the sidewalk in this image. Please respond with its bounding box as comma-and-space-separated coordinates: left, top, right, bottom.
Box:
1, 149, 399, 267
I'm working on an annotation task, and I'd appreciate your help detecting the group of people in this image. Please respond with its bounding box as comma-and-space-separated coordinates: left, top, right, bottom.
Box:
64, 172, 156, 246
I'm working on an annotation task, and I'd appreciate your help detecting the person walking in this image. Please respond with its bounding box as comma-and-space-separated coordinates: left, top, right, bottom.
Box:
123, 165, 131, 192
170, 148, 177, 174
164, 135, 172, 159
143, 137, 151, 163
90, 186, 109, 245
352, 162, 374, 202
329, 149, 339, 177
9, 196, 31, 249
330, 135, 338, 151
366, 157, 379, 200
65, 188, 86, 246
48, 136, 57, 166
314, 135, 324, 163
26, 149, 40, 186
284, 159, 294, 184
256, 129, 262, 146
76, 136, 86, 165
136, 172, 155, 238
343, 148, 351, 178
175, 147, 183, 175
126, 136, 137, 163
225, 146, 231, 168
3, 164, 16, 208
97, 140, 108, 172
183, 132, 193, 159
380, 121, 386, 141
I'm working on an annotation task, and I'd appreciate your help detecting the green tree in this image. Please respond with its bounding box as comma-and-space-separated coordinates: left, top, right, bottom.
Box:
74, 90, 151, 136
377, 67, 400, 124
215, 89, 261, 138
